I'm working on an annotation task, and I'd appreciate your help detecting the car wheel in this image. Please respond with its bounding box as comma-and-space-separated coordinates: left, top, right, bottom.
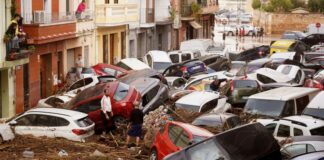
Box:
113, 116, 128, 127
150, 149, 158, 160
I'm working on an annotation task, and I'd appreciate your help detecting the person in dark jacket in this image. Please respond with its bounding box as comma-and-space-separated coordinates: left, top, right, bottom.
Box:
125, 101, 144, 148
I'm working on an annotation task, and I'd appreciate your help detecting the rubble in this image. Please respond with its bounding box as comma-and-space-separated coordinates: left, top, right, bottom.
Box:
90, 149, 106, 157
22, 149, 34, 158
58, 149, 68, 157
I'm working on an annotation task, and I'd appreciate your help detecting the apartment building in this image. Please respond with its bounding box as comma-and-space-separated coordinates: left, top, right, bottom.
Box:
13, 0, 96, 110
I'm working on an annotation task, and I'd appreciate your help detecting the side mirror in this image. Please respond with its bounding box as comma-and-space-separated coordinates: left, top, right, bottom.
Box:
9, 120, 17, 126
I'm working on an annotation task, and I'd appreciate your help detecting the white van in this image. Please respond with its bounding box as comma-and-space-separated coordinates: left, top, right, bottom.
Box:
303, 91, 324, 119
244, 87, 320, 118
144, 50, 173, 72
305, 23, 324, 35
168, 50, 201, 63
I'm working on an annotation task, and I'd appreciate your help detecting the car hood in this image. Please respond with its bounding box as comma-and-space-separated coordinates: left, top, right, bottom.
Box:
255, 68, 292, 83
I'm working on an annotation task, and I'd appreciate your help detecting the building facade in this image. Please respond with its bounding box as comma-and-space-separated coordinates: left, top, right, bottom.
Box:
14, 0, 96, 110
95, 0, 138, 64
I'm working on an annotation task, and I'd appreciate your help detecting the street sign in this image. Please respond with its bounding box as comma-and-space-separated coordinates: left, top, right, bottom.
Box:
316, 23, 321, 28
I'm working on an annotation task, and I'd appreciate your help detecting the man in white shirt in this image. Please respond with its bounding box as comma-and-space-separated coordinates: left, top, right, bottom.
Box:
101, 89, 113, 135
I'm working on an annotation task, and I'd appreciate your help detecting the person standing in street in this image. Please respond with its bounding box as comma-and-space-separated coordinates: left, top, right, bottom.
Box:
100, 89, 113, 137
76, 0, 86, 20
260, 27, 264, 42
125, 101, 144, 148
75, 54, 83, 79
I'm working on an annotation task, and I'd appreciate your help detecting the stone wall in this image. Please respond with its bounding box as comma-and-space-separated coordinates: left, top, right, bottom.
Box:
253, 10, 324, 35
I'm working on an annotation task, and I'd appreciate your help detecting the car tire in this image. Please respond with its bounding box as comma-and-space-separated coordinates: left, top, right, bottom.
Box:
150, 149, 158, 160
113, 116, 128, 127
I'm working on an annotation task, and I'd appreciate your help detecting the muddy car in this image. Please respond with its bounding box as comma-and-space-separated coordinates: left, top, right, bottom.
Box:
198, 55, 231, 71
163, 60, 207, 79
164, 123, 282, 160
229, 45, 270, 62
192, 113, 240, 130
118, 68, 167, 85
128, 78, 169, 114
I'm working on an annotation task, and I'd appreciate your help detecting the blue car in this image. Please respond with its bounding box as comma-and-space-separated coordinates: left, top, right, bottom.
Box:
162, 59, 207, 79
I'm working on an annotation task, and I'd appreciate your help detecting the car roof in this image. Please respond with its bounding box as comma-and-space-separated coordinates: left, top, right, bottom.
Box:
176, 91, 220, 110
129, 77, 159, 94
120, 58, 150, 70
93, 63, 127, 72
306, 91, 324, 109
195, 113, 237, 122
249, 87, 319, 101
26, 107, 87, 120
292, 136, 324, 142
282, 115, 324, 129
271, 39, 296, 47
171, 121, 214, 137
256, 68, 292, 82
148, 50, 171, 62
291, 151, 324, 160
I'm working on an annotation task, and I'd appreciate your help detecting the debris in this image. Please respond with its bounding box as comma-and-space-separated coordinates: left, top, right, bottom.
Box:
90, 149, 106, 157
58, 149, 68, 157
22, 149, 34, 158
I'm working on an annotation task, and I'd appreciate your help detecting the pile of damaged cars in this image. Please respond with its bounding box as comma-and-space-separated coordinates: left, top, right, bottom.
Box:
2, 38, 324, 159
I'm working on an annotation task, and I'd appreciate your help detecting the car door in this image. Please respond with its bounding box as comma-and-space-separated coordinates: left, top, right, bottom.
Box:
276, 124, 291, 141
33, 114, 56, 138
75, 100, 102, 128
14, 114, 37, 136
158, 124, 183, 158
51, 116, 71, 139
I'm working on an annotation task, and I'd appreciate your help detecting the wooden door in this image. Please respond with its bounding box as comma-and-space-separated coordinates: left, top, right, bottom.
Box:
109, 34, 115, 64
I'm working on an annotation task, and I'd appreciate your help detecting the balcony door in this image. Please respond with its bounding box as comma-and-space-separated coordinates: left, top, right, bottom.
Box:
44, 0, 52, 22
21, 0, 32, 24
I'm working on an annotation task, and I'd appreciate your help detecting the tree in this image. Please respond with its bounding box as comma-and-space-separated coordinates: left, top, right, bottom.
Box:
291, 0, 305, 8
191, 2, 202, 18
308, 0, 320, 12
266, 0, 293, 12
252, 0, 261, 9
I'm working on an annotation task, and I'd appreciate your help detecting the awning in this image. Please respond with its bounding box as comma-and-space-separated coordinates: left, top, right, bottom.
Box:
189, 21, 202, 29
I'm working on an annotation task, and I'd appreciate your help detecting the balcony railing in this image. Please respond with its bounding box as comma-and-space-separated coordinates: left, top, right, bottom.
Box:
23, 11, 76, 24
96, 4, 138, 26
4, 38, 32, 61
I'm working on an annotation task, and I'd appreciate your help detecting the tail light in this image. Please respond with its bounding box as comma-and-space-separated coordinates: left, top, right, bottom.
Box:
72, 129, 86, 135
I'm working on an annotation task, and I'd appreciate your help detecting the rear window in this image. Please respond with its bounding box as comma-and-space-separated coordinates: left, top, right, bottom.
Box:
257, 74, 276, 84
45, 97, 64, 106
310, 127, 324, 136
170, 54, 180, 63
76, 117, 93, 127
233, 80, 258, 88
116, 62, 132, 71
113, 82, 130, 101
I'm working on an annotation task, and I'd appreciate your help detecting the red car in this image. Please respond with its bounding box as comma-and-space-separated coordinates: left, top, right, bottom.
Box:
150, 121, 214, 160
66, 81, 141, 130
304, 69, 324, 90
92, 63, 129, 78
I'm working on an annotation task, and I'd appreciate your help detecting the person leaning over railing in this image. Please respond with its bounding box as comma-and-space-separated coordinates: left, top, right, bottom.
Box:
75, 0, 86, 20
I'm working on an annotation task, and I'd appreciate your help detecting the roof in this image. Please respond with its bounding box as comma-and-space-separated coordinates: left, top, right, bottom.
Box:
256, 68, 292, 82
249, 87, 319, 101
27, 107, 87, 120
292, 136, 324, 142
120, 58, 150, 70
270, 52, 296, 60
283, 115, 324, 129
129, 78, 159, 94
171, 121, 214, 137
147, 50, 171, 62
175, 91, 220, 112
306, 91, 324, 109
271, 39, 296, 48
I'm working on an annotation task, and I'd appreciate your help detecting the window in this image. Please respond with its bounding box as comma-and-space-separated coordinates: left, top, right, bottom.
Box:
256, 74, 276, 84
181, 54, 192, 62
44, 97, 64, 107
200, 99, 218, 113
116, 62, 132, 71
35, 115, 58, 126
75, 100, 101, 114
175, 131, 190, 148
56, 117, 70, 126
168, 124, 183, 145
193, 51, 201, 58
105, 0, 109, 4
16, 114, 37, 126
265, 123, 277, 134
281, 100, 295, 117
114, 0, 118, 4
142, 85, 160, 106
294, 128, 303, 136
103, 68, 117, 76
310, 127, 324, 136
283, 144, 315, 157
146, 55, 153, 67
113, 82, 129, 101
296, 96, 309, 114
68, 78, 93, 91
280, 66, 292, 75
76, 117, 93, 127
170, 54, 180, 63
277, 124, 290, 137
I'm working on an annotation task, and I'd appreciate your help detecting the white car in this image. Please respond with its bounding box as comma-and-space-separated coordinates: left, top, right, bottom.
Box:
168, 50, 201, 63
116, 58, 150, 71
0, 123, 15, 143
7, 108, 95, 142
66, 75, 115, 94
303, 91, 324, 120
144, 50, 173, 72
240, 24, 255, 36
180, 39, 229, 56
257, 115, 324, 142
281, 136, 324, 159
37, 93, 75, 108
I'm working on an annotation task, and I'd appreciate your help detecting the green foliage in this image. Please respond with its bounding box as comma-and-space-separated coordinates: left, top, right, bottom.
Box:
263, 0, 293, 12
291, 0, 305, 8
308, 0, 324, 12
191, 2, 202, 18
252, 0, 262, 9
169, 6, 176, 21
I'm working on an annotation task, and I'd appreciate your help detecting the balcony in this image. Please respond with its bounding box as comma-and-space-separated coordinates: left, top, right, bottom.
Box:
3, 38, 32, 61
96, 4, 139, 26
181, 5, 192, 17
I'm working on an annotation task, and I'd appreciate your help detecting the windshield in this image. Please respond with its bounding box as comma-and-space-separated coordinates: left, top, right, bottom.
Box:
187, 138, 229, 160
314, 70, 324, 82
303, 108, 324, 120
245, 99, 293, 117
113, 82, 130, 101
234, 80, 258, 88
153, 62, 172, 72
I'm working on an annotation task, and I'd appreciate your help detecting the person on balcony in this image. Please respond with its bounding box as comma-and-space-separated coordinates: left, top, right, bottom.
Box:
5, 23, 19, 54
75, 0, 86, 20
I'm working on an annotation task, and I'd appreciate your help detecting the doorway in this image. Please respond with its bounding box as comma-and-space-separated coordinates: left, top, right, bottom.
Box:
121, 32, 126, 59
40, 54, 52, 98
67, 49, 75, 72
23, 64, 29, 110
103, 35, 109, 63
109, 34, 115, 64
57, 52, 63, 83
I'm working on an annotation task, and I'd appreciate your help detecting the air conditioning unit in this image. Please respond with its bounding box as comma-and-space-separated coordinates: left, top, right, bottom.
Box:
34, 10, 51, 23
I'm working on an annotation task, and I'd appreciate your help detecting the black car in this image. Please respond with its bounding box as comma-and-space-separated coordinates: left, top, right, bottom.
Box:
199, 55, 231, 71
163, 60, 207, 79
164, 123, 282, 160
229, 45, 270, 61
301, 33, 324, 47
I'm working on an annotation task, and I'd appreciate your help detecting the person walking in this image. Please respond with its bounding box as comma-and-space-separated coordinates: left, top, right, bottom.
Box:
100, 89, 113, 137
76, 0, 86, 20
125, 102, 144, 148
75, 54, 84, 79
